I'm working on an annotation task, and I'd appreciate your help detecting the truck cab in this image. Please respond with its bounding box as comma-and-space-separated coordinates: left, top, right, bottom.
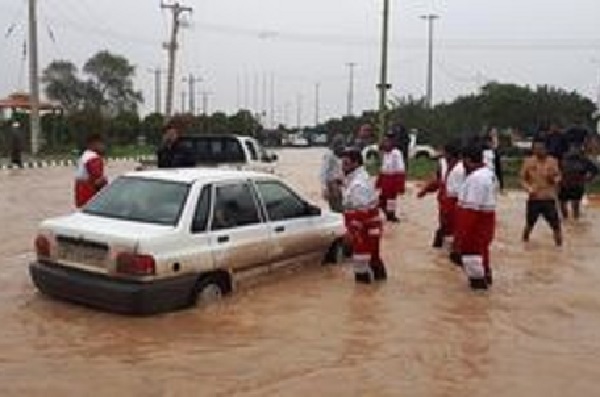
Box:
143, 135, 278, 173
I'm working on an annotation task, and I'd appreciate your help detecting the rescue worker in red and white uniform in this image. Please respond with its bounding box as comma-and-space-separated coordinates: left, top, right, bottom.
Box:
455, 144, 497, 290
75, 133, 107, 208
417, 143, 462, 248
340, 147, 386, 284
446, 153, 466, 265
376, 133, 406, 223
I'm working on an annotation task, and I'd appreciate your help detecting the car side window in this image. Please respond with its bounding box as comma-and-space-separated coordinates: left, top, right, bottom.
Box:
245, 141, 259, 161
211, 183, 261, 230
255, 181, 309, 221
191, 185, 212, 233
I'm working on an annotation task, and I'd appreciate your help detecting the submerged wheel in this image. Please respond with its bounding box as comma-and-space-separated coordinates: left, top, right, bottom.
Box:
324, 239, 346, 265
192, 273, 231, 306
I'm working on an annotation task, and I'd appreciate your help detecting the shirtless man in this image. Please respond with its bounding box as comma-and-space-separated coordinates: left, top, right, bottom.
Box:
520, 138, 563, 246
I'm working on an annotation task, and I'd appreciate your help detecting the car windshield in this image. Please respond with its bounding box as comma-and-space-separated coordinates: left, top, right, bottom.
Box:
83, 177, 190, 226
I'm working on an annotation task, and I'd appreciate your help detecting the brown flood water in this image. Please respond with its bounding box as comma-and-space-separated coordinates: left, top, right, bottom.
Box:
1, 149, 600, 396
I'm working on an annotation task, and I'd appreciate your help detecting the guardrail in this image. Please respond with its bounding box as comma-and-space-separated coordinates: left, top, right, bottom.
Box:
0, 155, 156, 170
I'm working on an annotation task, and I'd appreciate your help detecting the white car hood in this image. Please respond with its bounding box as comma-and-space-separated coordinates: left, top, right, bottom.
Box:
40, 212, 177, 242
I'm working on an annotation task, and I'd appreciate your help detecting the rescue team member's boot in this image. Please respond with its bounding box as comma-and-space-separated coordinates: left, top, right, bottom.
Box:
370, 260, 388, 281
386, 211, 400, 223
355, 271, 374, 284
432, 229, 444, 248
449, 251, 462, 267
463, 255, 488, 291
469, 278, 488, 290
354, 262, 374, 284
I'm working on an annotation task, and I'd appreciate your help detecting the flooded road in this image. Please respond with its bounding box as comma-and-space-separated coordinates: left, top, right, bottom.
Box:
1, 149, 600, 396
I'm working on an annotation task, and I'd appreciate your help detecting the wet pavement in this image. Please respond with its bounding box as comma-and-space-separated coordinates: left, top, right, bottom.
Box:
1, 149, 600, 396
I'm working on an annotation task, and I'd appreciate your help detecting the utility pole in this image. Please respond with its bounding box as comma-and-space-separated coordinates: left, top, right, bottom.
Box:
236, 74, 241, 110
315, 83, 321, 126
253, 72, 259, 114
244, 71, 250, 110
199, 91, 212, 133
161, 1, 192, 118
593, 60, 600, 111
180, 89, 187, 114
149, 67, 163, 114
377, 0, 392, 139
346, 62, 357, 116
296, 94, 302, 130
421, 14, 439, 109
270, 72, 275, 129
28, 0, 41, 154
261, 71, 268, 122
200, 91, 213, 116
284, 102, 291, 127
183, 73, 202, 115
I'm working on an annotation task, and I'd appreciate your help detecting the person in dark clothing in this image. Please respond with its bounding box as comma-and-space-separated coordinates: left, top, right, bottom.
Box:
544, 123, 569, 161
156, 122, 196, 168
558, 144, 599, 220
390, 123, 410, 171
353, 124, 376, 151
9, 121, 23, 168
564, 121, 591, 152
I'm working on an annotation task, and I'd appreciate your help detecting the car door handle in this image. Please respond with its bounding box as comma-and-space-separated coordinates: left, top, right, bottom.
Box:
274, 226, 285, 233
217, 235, 230, 244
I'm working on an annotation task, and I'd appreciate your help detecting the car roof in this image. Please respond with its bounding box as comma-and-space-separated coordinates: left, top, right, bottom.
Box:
124, 168, 277, 184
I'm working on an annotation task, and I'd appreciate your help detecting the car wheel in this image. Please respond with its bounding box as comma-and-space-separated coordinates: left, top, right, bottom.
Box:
324, 239, 346, 265
192, 273, 230, 306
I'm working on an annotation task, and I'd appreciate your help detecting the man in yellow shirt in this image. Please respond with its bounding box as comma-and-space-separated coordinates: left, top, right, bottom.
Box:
520, 138, 563, 246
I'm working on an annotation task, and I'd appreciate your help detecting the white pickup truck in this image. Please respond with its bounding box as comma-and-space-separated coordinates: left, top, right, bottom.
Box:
142, 135, 278, 173
362, 132, 438, 163
409, 132, 438, 159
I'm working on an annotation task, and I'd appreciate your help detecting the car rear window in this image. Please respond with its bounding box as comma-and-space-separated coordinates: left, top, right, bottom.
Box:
83, 177, 190, 226
181, 136, 245, 163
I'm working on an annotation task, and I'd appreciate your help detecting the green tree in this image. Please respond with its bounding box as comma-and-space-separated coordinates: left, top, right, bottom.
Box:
83, 50, 143, 115
141, 113, 165, 145
229, 110, 259, 136
42, 60, 84, 113
389, 82, 596, 145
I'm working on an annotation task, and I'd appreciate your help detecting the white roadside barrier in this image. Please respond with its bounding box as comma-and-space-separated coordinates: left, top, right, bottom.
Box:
0, 155, 156, 171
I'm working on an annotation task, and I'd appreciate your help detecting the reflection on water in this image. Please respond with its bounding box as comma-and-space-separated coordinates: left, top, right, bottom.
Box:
1, 150, 600, 396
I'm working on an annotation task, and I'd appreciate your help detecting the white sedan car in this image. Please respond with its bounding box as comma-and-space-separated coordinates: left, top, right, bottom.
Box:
30, 169, 345, 314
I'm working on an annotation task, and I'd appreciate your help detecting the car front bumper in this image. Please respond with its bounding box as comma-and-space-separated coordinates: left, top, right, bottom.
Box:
29, 262, 198, 315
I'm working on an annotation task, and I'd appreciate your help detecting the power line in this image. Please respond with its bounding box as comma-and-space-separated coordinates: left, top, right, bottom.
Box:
194, 22, 600, 52
2, 0, 27, 39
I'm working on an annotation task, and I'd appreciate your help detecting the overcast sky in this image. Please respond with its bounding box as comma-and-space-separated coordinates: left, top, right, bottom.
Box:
1, 0, 599, 127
